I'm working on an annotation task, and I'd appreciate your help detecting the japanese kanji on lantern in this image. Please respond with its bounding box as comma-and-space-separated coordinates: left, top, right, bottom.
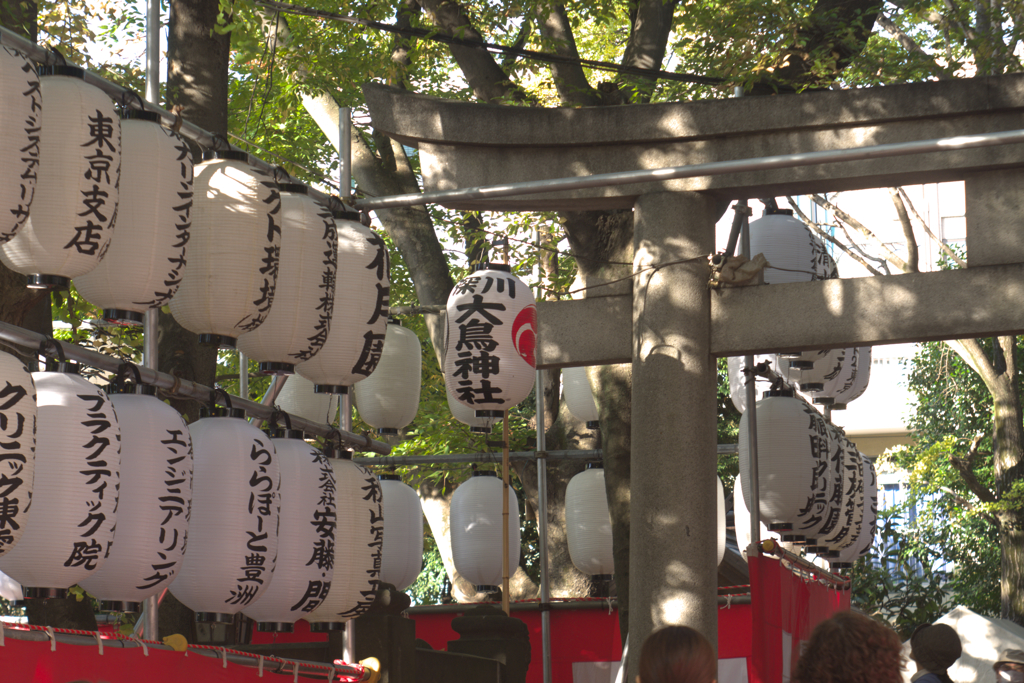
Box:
450, 471, 521, 591
831, 454, 877, 568
0, 46, 40, 244
306, 456, 382, 630
0, 360, 120, 597
295, 209, 389, 394
79, 384, 193, 612
0, 65, 120, 290
0, 350, 35, 558
75, 110, 193, 325
244, 430, 335, 631
378, 474, 423, 592
565, 464, 614, 578
236, 185, 337, 374
830, 346, 872, 409
444, 265, 536, 415
354, 320, 421, 435
169, 400, 279, 623
168, 150, 281, 349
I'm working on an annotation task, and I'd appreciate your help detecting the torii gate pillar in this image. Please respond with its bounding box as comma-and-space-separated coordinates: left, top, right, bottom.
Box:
631, 192, 720, 659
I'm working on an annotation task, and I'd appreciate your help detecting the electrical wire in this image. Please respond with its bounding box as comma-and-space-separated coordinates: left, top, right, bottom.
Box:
254, 0, 726, 86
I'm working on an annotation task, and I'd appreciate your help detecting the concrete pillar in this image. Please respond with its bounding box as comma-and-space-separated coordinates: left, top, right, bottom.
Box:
629, 192, 719, 674
965, 169, 1024, 266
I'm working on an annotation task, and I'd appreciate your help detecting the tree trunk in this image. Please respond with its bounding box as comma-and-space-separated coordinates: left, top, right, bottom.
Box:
991, 339, 1024, 624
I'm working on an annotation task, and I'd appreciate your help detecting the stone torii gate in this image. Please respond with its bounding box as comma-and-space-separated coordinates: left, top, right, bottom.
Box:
362, 74, 1024, 668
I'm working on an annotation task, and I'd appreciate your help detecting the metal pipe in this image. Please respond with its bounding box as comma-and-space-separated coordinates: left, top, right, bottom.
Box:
0, 26, 343, 214
759, 539, 850, 588
501, 411, 511, 616
340, 389, 357, 666
403, 594, 750, 614
340, 107, 352, 199
352, 128, 1024, 211
536, 367, 552, 683
353, 444, 738, 467
0, 321, 389, 453
740, 206, 762, 559
145, 0, 160, 104
238, 351, 249, 402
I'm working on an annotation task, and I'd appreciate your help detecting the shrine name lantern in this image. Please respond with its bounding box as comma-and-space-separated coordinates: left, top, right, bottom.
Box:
168, 150, 281, 349
444, 265, 536, 417
0, 361, 120, 597
0, 46, 40, 244
75, 110, 193, 325
0, 66, 120, 290
236, 185, 337, 374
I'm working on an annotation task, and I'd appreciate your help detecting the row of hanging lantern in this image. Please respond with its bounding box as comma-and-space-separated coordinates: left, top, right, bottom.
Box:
0, 348, 433, 629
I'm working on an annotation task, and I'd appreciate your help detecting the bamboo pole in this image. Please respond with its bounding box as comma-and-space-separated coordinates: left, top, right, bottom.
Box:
501, 410, 511, 616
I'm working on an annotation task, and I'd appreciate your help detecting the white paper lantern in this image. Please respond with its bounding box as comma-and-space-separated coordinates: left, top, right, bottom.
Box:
0, 46, 40, 243
791, 348, 845, 393
168, 150, 281, 348
74, 111, 193, 325
738, 392, 835, 541
727, 354, 778, 414
563, 366, 599, 428
797, 410, 845, 548
565, 465, 614, 577
732, 473, 778, 562
237, 185, 337, 374
748, 209, 817, 285
0, 351, 35, 557
307, 457, 382, 630
169, 410, 279, 622
444, 266, 536, 416
831, 347, 872, 409
806, 348, 856, 404
0, 365, 120, 596
450, 471, 521, 590
831, 454, 877, 566
446, 387, 499, 433
819, 439, 864, 554
244, 434, 336, 630
0, 66, 120, 289
276, 373, 339, 425
354, 321, 421, 435
79, 388, 192, 611
295, 212, 389, 393
378, 475, 423, 592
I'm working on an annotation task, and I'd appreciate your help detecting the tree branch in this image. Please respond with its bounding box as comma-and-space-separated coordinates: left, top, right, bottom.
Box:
875, 12, 951, 79
535, 3, 602, 106
889, 187, 919, 272
416, 0, 532, 103
810, 194, 910, 272
896, 187, 968, 268
939, 486, 1000, 526
785, 197, 885, 276
946, 337, 1000, 390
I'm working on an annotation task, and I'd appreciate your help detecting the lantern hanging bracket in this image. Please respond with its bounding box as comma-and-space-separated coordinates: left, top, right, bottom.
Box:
209, 387, 234, 412
268, 408, 293, 432
44, 44, 67, 66
115, 361, 143, 392
118, 89, 147, 115
37, 337, 67, 368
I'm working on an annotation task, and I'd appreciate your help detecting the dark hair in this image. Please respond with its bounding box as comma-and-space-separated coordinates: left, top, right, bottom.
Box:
638, 625, 716, 683
792, 611, 904, 683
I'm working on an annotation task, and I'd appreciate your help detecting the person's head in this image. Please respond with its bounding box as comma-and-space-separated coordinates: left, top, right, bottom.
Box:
994, 649, 1024, 682
792, 611, 904, 683
637, 625, 717, 683
909, 623, 962, 673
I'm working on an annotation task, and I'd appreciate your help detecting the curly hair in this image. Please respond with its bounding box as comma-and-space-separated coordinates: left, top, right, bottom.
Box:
638, 625, 717, 683
792, 611, 905, 683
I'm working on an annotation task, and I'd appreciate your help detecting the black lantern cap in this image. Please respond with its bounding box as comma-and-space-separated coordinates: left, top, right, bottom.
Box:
120, 109, 162, 123
278, 183, 308, 194
585, 420, 600, 429
202, 149, 249, 163
781, 533, 806, 543
378, 427, 399, 435
309, 621, 346, 632
195, 612, 236, 624
487, 263, 512, 273
762, 388, 795, 398
788, 360, 815, 369
258, 361, 294, 376
38, 64, 86, 79
799, 383, 824, 392
829, 562, 853, 570
813, 397, 835, 406
475, 410, 503, 419
46, 359, 81, 374
101, 600, 142, 613
586, 462, 604, 470
472, 470, 498, 478
102, 308, 144, 326
26, 274, 69, 291
331, 207, 361, 222
765, 208, 794, 216
257, 622, 295, 633
269, 427, 305, 440
379, 473, 402, 481
314, 384, 348, 394
768, 522, 792, 531
470, 427, 491, 434
199, 333, 237, 349
475, 584, 500, 593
